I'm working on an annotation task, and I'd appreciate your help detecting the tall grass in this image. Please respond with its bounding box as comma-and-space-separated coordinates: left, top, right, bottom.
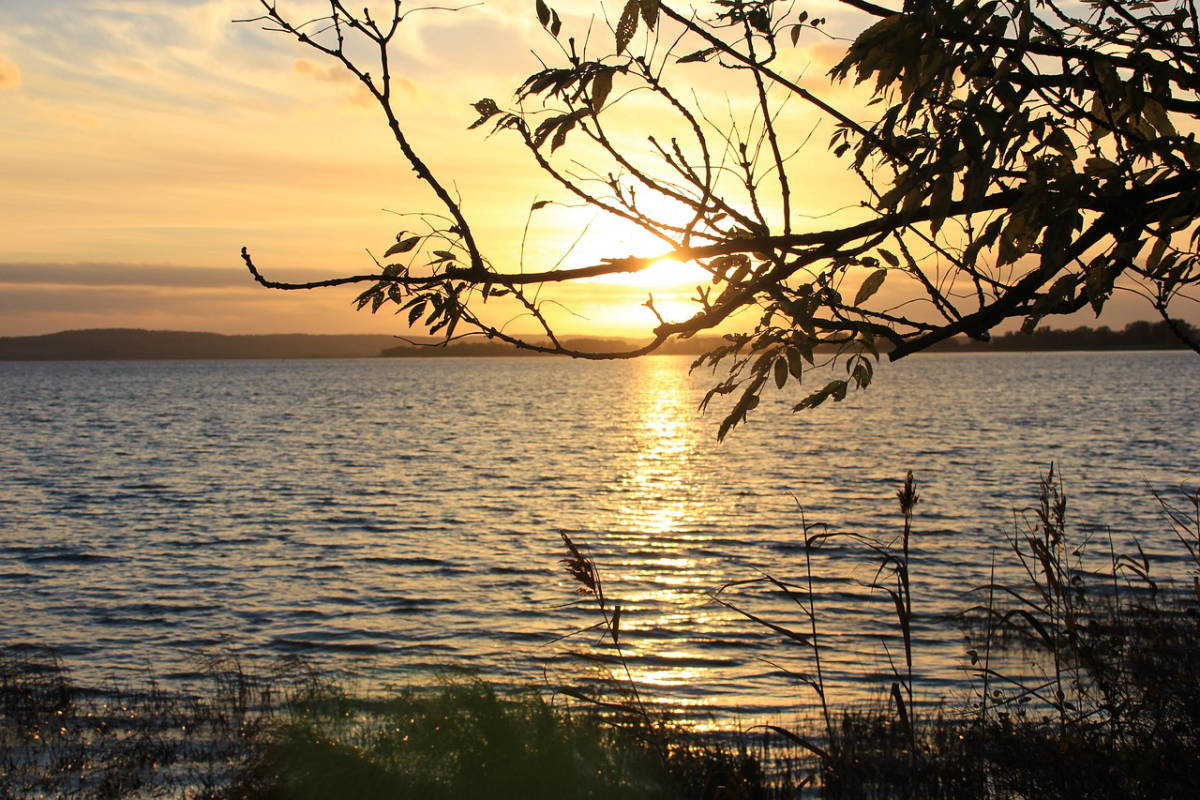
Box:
235, 676, 788, 800
702, 468, 1200, 798
0, 647, 282, 798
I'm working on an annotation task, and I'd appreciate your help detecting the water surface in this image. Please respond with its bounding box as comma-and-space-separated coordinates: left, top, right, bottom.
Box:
1, 351, 1196, 727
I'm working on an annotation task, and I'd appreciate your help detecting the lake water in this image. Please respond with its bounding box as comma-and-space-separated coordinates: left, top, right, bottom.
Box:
1, 351, 1196, 728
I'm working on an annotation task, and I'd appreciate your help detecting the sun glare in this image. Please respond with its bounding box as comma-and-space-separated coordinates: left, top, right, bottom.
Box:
532, 195, 721, 332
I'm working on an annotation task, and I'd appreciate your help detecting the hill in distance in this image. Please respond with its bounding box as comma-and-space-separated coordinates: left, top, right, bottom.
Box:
0, 329, 405, 360
0, 320, 1193, 360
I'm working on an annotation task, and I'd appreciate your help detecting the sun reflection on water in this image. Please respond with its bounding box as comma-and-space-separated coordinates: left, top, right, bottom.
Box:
590, 357, 741, 719
616, 356, 702, 538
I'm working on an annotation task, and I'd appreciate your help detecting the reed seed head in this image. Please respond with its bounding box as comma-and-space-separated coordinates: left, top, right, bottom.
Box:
897, 470, 920, 516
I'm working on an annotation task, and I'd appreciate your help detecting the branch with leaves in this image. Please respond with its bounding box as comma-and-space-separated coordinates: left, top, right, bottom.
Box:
242, 0, 1200, 437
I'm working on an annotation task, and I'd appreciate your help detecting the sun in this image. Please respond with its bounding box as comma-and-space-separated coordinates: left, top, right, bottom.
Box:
525, 197, 719, 334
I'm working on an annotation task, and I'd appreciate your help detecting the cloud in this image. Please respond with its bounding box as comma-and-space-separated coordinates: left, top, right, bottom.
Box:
0, 53, 20, 91
0, 262, 344, 289
292, 57, 395, 106
0, 260, 462, 337
0, 285, 378, 337
293, 58, 352, 84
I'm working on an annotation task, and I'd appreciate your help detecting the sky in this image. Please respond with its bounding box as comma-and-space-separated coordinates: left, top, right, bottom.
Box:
0, 0, 1181, 338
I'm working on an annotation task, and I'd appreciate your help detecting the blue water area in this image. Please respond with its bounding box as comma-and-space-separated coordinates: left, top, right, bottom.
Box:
0, 352, 1196, 727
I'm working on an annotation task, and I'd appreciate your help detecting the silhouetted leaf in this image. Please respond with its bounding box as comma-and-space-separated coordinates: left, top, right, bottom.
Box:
767, 725, 828, 760
385, 236, 420, 257
616, 0, 639, 54
928, 173, 954, 234
469, 98, 501, 130
590, 69, 613, 113
407, 301, 426, 325
1084, 157, 1121, 178
794, 380, 847, 411
748, 7, 770, 34
639, 0, 659, 31
854, 269, 887, 306
550, 115, 577, 151
535, 0, 550, 27
677, 47, 718, 63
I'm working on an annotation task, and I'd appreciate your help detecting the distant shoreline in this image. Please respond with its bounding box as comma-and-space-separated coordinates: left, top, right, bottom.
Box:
0, 321, 1194, 360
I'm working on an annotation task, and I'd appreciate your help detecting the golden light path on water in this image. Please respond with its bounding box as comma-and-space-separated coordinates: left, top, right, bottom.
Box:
568, 357, 942, 730
595, 358, 743, 725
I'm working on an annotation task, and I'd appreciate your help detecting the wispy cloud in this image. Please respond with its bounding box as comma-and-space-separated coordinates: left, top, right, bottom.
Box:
0, 53, 19, 91
0, 261, 339, 289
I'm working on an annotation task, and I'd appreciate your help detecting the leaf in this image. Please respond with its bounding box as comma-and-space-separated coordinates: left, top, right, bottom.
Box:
717, 377, 764, 441
773, 356, 788, 389
550, 10, 562, 38
532, 113, 569, 148
928, 172, 954, 234
1146, 236, 1171, 272
385, 236, 420, 257
590, 69, 613, 113
767, 725, 829, 760
786, 347, 805, 380
615, 0, 639, 55
639, 0, 659, 31
407, 301, 426, 326
535, 0, 550, 27
468, 98, 501, 130
878, 248, 899, 267
793, 379, 847, 411
748, 7, 770, 34
790, 24, 802, 46
677, 47, 717, 63
550, 115, 576, 151
530, 200, 551, 211
854, 268, 887, 306
1084, 157, 1121, 178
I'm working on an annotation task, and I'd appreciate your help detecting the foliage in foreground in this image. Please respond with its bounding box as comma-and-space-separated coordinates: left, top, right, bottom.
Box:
697, 470, 1200, 798
0, 653, 786, 799
234, 678, 779, 800
0, 649, 277, 799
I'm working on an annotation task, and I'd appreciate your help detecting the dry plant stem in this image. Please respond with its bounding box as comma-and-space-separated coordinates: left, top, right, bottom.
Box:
895, 470, 918, 746
979, 549, 997, 721
802, 518, 834, 747
558, 533, 665, 760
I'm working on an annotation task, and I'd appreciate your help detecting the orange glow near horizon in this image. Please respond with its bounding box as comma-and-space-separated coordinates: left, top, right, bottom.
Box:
0, 2, 1183, 337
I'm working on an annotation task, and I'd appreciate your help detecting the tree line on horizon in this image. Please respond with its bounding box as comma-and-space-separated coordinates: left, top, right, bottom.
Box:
0, 319, 1195, 360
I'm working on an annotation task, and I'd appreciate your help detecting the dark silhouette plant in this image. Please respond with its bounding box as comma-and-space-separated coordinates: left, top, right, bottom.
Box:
241, 0, 1200, 437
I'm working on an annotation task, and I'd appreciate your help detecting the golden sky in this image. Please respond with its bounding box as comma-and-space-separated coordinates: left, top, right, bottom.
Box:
0, 1, 1175, 338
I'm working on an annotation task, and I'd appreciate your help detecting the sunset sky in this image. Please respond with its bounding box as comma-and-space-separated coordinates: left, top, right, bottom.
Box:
0, 1, 1177, 338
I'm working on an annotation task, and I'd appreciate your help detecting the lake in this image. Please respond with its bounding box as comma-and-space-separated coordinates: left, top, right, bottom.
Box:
1, 351, 1196, 728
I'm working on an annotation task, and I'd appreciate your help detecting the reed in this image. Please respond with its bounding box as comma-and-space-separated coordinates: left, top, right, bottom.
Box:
0, 647, 284, 799
563, 467, 1199, 797
701, 468, 1200, 798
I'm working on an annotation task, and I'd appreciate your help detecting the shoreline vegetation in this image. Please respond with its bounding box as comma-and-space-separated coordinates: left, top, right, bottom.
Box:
4, 473, 1198, 798
0, 319, 1195, 361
